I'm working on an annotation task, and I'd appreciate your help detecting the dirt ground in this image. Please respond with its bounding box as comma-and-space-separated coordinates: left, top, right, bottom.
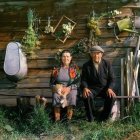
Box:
40, 130, 140, 140
123, 130, 140, 140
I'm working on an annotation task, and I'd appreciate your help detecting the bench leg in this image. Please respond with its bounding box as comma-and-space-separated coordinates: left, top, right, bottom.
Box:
16, 97, 31, 108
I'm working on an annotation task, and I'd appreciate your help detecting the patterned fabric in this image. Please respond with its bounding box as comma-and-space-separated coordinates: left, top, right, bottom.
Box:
50, 64, 80, 107
50, 64, 80, 87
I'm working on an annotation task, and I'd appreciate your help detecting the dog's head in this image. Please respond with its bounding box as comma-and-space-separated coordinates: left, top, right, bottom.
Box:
52, 84, 63, 94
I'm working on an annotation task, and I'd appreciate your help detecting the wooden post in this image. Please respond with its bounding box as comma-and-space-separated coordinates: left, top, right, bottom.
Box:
126, 50, 130, 96
130, 51, 134, 96
121, 58, 125, 117
131, 36, 140, 101
130, 51, 134, 104
125, 50, 131, 111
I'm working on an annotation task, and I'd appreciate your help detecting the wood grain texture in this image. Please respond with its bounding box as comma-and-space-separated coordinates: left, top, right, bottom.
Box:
0, 0, 138, 105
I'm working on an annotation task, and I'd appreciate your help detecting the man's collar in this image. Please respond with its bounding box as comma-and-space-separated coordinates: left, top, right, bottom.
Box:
92, 59, 101, 64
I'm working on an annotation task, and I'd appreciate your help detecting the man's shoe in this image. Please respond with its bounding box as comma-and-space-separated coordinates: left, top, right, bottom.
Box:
88, 117, 95, 122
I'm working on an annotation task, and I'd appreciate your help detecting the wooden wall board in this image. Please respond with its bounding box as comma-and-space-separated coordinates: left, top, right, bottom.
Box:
0, 0, 139, 105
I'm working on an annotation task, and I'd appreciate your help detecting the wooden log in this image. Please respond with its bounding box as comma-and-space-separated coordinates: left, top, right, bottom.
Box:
0, 88, 52, 98
116, 96, 140, 99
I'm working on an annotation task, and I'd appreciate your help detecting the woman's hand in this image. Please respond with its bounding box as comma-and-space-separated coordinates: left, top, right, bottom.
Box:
106, 88, 116, 98
83, 88, 92, 98
61, 87, 71, 95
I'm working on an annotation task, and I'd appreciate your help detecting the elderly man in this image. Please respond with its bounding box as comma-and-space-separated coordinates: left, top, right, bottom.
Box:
81, 45, 116, 122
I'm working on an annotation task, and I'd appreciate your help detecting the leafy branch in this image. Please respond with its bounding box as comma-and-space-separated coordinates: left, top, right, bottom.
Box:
21, 9, 41, 58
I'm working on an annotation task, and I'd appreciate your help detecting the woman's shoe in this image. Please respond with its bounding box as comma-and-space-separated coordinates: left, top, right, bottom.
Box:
67, 106, 73, 120
54, 107, 61, 121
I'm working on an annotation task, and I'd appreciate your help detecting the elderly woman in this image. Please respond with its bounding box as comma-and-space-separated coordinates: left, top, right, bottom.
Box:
50, 50, 80, 122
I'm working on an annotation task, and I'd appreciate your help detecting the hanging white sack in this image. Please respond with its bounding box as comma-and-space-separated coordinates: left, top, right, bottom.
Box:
134, 16, 140, 28
4, 42, 28, 81
110, 100, 120, 122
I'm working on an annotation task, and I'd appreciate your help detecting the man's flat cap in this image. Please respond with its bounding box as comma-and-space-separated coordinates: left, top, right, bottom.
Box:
89, 45, 104, 53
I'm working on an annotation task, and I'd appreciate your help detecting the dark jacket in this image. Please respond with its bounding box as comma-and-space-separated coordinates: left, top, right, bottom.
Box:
81, 59, 115, 93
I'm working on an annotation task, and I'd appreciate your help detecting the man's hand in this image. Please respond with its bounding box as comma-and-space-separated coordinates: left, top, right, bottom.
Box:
106, 88, 116, 98
83, 88, 92, 98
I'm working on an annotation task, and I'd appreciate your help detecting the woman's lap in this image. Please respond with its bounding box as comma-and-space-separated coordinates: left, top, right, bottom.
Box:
53, 89, 77, 107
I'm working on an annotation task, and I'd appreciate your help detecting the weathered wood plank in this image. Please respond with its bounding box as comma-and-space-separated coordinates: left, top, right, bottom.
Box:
0, 0, 136, 106
0, 57, 124, 70
0, 88, 52, 97
0, 76, 121, 92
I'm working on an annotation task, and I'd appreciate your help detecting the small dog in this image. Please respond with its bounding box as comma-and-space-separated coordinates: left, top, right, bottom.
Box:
53, 84, 68, 108
35, 95, 47, 108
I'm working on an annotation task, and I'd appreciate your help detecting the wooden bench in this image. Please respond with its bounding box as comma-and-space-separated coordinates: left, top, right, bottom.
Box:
0, 91, 140, 120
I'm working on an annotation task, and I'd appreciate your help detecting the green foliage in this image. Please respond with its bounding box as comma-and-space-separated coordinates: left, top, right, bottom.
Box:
0, 109, 7, 125
55, 38, 89, 64
126, 102, 140, 123
54, 30, 65, 41
28, 106, 51, 134
22, 9, 40, 58
22, 27, 37, 53
0, 103, 140, 139
70, 38, 89, 55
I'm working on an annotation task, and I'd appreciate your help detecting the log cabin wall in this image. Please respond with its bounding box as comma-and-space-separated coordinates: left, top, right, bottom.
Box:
0, 0, 139, 106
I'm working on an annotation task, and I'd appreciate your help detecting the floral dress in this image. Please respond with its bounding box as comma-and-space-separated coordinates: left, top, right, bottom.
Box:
50, 64, 80, 107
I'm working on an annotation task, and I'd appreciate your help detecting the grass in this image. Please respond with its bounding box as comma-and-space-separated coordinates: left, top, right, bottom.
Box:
0, 102, 140, 140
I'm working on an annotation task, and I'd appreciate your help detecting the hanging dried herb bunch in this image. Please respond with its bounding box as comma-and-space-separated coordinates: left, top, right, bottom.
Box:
55, 38, 89, 64
22, 9, 41, 58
